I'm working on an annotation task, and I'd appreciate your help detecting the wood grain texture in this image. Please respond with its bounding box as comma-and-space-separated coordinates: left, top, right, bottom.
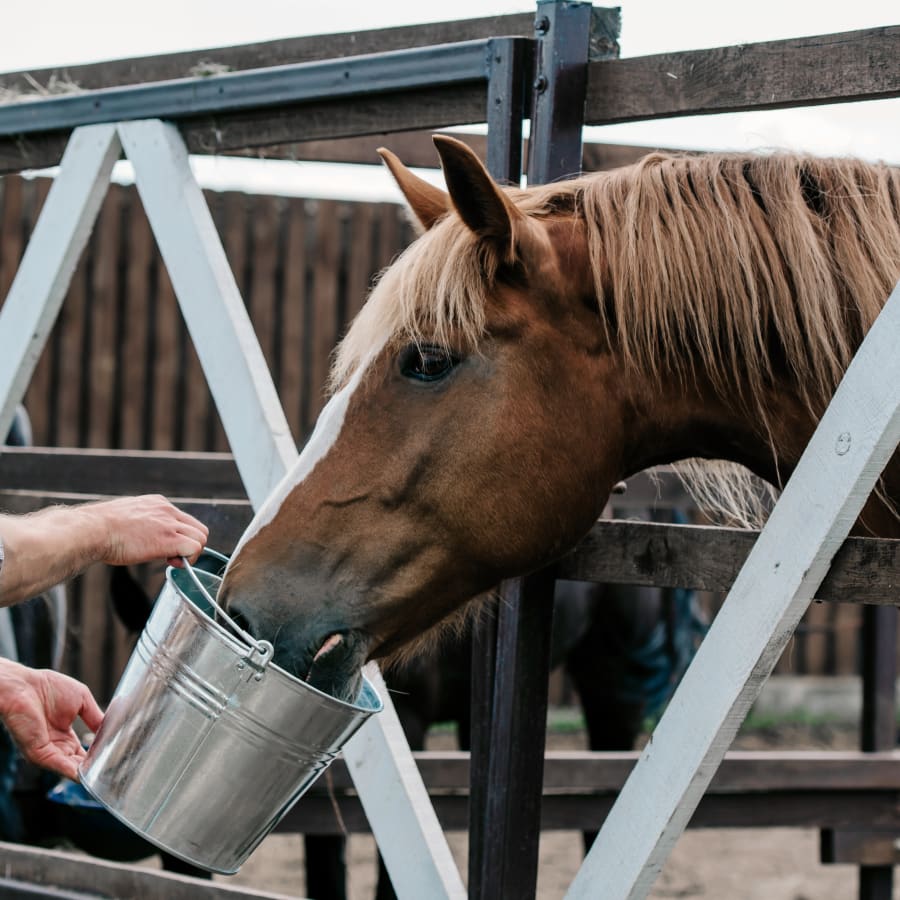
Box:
585, 25, 900, 125
0, 14, 540, 93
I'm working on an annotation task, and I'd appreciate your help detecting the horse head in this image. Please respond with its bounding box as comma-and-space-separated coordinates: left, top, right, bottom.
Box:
221, 138, 900, 700
220, 137, 625, 699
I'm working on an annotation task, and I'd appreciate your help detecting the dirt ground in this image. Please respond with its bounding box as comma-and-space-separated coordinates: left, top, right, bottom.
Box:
191, 720, 900, 900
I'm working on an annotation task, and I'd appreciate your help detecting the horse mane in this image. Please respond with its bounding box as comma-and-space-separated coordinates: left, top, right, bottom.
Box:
331, 151, 900, 524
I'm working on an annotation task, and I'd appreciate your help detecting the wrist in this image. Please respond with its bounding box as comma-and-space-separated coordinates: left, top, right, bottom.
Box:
74, 503, 113, 565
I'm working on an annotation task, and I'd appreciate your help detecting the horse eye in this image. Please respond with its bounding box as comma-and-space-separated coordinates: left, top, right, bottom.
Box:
400, 345, 458, 382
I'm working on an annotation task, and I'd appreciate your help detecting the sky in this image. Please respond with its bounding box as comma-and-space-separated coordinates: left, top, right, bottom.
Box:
1, 0, 898, 200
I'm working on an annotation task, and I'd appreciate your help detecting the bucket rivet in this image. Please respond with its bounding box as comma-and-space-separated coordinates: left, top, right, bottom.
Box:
254, 672, 264, 682
236, 662, 245, 670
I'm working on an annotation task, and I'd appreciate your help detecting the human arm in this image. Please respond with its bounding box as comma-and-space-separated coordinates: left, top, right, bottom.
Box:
0, 657, 103, 780
0, 494, 208, 607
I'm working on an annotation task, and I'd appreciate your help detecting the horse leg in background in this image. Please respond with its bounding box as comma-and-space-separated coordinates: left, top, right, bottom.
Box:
304, 834, 348, 900
564, 581, 706, 852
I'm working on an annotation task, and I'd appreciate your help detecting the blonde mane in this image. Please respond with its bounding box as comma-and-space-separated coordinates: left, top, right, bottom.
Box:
331, 151, 900, 523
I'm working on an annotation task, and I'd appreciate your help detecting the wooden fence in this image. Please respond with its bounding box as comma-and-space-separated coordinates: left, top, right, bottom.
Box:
0, 171, 868, 697
0, 172, 416, 697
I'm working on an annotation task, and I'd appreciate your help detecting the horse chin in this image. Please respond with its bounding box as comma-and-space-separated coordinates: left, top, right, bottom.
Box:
302, 631, 367, 704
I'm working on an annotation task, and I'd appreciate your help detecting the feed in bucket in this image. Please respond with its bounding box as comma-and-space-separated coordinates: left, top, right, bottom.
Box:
79, 550, 382, 874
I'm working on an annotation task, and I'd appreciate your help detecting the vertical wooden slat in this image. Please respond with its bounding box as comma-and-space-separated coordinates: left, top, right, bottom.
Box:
345, 201, 375, 323
279, 196, 307, 442
803, 603, 829, 676
307, 199, 340, 430
0, 175, 24, 303
86, 183, 122, 449
55, 258, 88, 447
248, 194, 282, 374
120, 197, 154, 449
150, 260, 179, 450
375, 201, 402, 270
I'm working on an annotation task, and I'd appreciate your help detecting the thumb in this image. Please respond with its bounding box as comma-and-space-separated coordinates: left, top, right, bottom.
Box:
78, 688, 104, 734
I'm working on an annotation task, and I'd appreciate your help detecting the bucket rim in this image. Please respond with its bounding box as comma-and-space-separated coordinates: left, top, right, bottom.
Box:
165, 562, 383, 715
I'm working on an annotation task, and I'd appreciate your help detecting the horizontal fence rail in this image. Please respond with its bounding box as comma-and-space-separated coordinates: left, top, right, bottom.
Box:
0, 20, 895, 173
585, 25, 900, 125
0, 41, 500, 138
278, 749, 900, 834
0, 488, 896, 610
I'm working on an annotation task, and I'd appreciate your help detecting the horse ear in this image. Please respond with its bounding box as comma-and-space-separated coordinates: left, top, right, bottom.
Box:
377, 147, 449, 231
432, 135, 523, 254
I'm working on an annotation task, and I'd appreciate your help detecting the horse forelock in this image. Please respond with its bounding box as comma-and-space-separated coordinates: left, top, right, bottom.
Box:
329, 215, 495, 394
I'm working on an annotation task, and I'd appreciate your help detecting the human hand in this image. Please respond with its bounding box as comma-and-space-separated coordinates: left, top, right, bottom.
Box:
0, 659, 103, 781
85, 495, 209, 568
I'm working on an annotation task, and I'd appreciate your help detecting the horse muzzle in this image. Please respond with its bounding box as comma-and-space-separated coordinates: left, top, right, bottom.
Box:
220, 583, 369, 703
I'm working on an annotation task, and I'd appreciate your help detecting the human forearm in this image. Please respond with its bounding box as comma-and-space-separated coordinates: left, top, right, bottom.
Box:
0, 495, 208, 606
0, 505, 106, 606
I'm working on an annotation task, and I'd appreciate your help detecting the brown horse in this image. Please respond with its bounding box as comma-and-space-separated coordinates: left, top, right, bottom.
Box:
220, 137, 900, 700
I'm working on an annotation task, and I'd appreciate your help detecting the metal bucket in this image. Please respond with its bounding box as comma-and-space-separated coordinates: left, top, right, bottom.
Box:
79, 550, 382, 874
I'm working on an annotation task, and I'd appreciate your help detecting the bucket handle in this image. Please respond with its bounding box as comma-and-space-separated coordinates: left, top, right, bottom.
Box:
180, 556, 274, 666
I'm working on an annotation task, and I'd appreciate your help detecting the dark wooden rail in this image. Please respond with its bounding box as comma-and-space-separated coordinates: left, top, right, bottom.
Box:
0, 452, 896, 605
0, 20, 896, 173
277, 749, 900, 834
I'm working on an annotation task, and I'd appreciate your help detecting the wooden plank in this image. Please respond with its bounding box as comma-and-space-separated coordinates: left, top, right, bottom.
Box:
344, 200, 376, 323
479, 571, 557, 900
0, 173, 24, 302
149, 243, 178, 451
120, 198, 156, 448
278, 791, 900, 835
835, 602, 862, 675
248, 194, 282, 378
822, 829, 900, 866
0, 87, 492, 175
1, 23, 896, 174
343, 665, 467, 899
86, 182, 122, 448
278, 197, 307, 441
224, 132, 661, 172
560, 519, 900, 605
308, 199, 340, 427
0, 841, 297, 900
585, 25, 900, 126
273, 749, 900, 834
0, 124, 118, 442
567, 281, 900, 900
0, 455, 897, 601
0, 14, 538, 93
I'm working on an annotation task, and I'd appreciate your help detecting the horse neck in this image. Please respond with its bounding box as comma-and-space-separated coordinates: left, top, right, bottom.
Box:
616, 367, 900, 538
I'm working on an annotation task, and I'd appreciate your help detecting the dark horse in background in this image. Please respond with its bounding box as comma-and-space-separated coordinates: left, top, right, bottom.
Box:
108, 559, 703, 899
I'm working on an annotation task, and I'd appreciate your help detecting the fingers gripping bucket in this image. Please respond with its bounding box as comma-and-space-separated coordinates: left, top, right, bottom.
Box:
79, 551, 382, 874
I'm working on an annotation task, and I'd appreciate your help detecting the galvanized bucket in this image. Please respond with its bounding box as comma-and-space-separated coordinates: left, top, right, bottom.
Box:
79, 550, 382, 874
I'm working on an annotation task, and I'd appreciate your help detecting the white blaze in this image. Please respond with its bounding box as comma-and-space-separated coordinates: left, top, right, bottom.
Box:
228, 354, 378, 564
